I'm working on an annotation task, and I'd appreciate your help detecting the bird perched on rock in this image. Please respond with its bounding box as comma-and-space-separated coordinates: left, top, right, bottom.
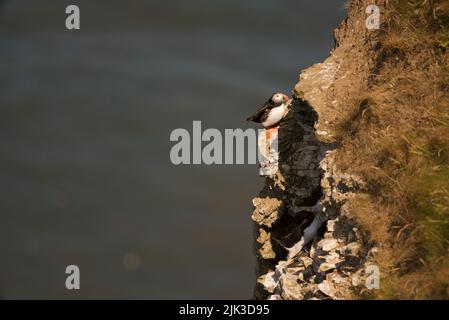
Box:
247, 92, 289, 128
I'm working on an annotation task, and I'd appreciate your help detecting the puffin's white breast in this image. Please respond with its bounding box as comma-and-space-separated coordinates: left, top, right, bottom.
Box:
262, 103, 287, 128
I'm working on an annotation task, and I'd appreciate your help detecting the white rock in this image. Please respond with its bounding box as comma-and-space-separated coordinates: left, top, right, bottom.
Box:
262, 272, 277, 293
280, 273, 305, 300
318, 262, 336, 273
316, 130, 329, 136
324, 252, 343, 265
324, 232, 334, 239
318, 280, 336, 298
352, 274, 361, 286
327, 219, 337, 232
319, 239, 339, 251
300, 256, 314, 268
331, 274, 348, 284
309, 244, 316, 258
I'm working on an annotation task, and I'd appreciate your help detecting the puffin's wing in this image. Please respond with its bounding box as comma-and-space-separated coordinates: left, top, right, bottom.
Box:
246, 99, 275, 123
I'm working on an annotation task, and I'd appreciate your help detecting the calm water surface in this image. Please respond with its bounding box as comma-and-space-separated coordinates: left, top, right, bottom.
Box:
0, 0, 346, 298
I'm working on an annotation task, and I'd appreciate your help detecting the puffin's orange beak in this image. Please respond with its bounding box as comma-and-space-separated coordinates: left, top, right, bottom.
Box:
283, 94, 289, 101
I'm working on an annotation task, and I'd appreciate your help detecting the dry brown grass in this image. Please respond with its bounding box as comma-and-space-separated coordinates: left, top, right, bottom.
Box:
335, 0, 449, 299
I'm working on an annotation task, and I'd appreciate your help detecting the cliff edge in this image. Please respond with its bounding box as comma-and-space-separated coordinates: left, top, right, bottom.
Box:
252, 0, 449, 299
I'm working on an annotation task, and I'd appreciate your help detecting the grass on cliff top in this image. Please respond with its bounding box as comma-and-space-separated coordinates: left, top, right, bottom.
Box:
336, 0, 449, 299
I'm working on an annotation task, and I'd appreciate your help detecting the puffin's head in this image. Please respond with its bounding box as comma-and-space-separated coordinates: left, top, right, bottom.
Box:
271, 92, 289, 104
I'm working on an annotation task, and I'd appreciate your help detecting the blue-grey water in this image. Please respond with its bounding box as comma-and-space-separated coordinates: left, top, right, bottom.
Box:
0, 0, 346, 299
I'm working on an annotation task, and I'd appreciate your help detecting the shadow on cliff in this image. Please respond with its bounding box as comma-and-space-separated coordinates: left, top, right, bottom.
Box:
267, 98, 331, 263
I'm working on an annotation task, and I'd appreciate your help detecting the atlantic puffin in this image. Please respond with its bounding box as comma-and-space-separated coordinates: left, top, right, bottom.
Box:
247, 92, 289, 128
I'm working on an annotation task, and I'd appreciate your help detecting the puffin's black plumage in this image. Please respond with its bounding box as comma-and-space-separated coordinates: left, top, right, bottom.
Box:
246, 98, 276, 123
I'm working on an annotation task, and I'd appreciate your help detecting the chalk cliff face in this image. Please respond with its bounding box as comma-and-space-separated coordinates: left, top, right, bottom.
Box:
252, 0, 386, 299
